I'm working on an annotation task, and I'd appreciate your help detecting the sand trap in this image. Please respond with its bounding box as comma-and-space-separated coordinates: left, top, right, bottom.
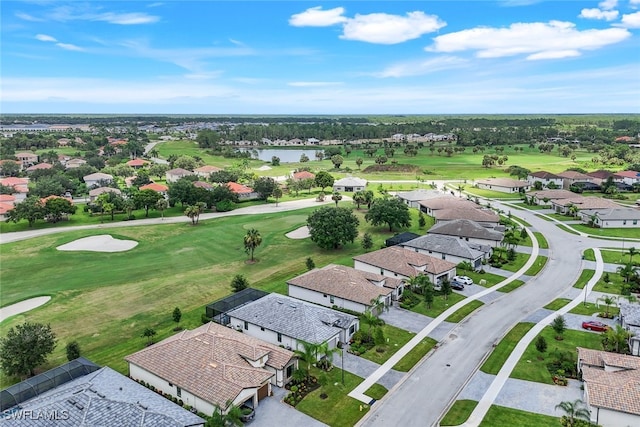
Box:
1, 296, 51, 322
286, 226, 310, 239
256, 165, 272, 171
57, 235, 138, 252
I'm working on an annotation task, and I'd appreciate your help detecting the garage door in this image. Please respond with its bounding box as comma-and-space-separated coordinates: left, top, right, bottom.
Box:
257, 383, 269, 401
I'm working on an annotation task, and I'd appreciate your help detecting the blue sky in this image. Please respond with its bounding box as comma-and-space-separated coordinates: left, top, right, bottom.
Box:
2, 0, 639, 114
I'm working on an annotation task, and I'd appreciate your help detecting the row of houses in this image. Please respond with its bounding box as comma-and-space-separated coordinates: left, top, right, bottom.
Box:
528, 169, 640, 190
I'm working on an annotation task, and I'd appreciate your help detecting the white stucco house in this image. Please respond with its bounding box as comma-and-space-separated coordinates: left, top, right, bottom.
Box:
527, 171, 564, 188
400, 234, 488, 270
475, 177, 530, 193
579, 208, 640, 228
125, 322, 295, 417
226, 293, 359, 352
83, 172, 114, 189
333, 177, 367, 193
428, 218, 504, 247
619, 303, 640, 356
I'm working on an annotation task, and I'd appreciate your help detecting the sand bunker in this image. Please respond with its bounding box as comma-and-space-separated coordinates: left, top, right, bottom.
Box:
1, 296, 51, 322
285, 226, 310, 239
256, 165, 272, 171
57, 235, 138, 252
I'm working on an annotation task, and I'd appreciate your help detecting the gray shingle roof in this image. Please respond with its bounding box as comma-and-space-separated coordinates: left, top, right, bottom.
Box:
401, 234, 485, 260
333, 177, 367, 187
620, 303, 640, 326
580, 208, 640, 221
353, 246, 457, 276
226, 293, 357, 345
428, 219, 504, 241
395, 189, 442, 202
4, 367, 204, 426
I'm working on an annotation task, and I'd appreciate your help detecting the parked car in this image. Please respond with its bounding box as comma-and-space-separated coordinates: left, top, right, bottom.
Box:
451, 281, 464, 291
453, 276, 473, 286
581, 320, 609, 332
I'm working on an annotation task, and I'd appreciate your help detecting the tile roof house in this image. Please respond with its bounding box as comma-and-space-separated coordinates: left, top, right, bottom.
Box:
418, 196, 480, 216
88, 186, 122, 202
619, 303, 640, 356
527, 171, 563, 188
557, 170, 594, 189
83, 172, 114, 189
353, 246, 457, 289
25, 162, 53, 173
577, 347, 640, 427
0, 177, 29, 202
226, 293, 359, 352
395, 189, 442, 208
287, 264, 395, 314
0, 359, 205, 427
529, 189, 577, 205
333, 177, 367, 193
227, 182, 259, 200
400, 234, 487, 270
126, 322, 295, 417
166, 168, 194, 183
139, 182, 169, 197
428, 218, 504, 247
126, 158, 150, 168
194, 165, 222, 178
614, 170, 640, 186
579, 208, 640, 228
64, 158, 87, 169
193, 180, 214, 190
475, 177, 530, 193
586, 170, 621, 185
432, 207, 500, 226
551, 196, 621, 215
291, 171, 316, 181
15, 151, 38, 167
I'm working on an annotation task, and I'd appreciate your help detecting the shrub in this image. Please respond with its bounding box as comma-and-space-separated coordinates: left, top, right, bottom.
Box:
215, 200, 234, 212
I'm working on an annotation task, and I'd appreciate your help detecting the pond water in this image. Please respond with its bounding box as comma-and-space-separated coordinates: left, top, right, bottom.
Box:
236, 148, 323, 163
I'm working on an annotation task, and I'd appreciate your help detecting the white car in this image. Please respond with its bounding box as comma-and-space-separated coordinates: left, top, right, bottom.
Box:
453, 275, 473, 286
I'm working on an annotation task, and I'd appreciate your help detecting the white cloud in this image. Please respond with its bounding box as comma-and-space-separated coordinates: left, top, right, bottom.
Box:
579, 8, 619, 20
35, 34, 57, 42
94, 12, 160, 25
287, 81, 343, 87
46, 5, 159, 25
428, 21, 630, 60
598, 0, 618, 10
374, 56, 468, 78
631, 0, 640, 5
56, 43, 84, 51
340, 11, 446, 44
620, 11, 640, 28
289, 6, 347, 27
16, 12, 44, 22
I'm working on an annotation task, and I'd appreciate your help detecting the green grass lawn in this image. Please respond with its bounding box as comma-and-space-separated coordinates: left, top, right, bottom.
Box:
445, 300, 484, 323
496, 252, 530, 273
481, 323, 535, 375
597, 249, 639, 265
364, 383, 388, 401
356, 324, 418, 365
592, 273, 628, 295
440, 400, 478, 426
534, 232, 549, 249
524, 256, 548, 276
510, 327, 604, 384
479, 405, 559, 427
463, 270, 508, 287
408, 292, 466, 318
497, 279, 526, 293
573, 269, 596, 289
572, 224, 640, 239
569, 301, 619, 317
545, 213, 576, 222
544, 299, 571, 311
392, 337, 438, 372
583, 248, 595, 261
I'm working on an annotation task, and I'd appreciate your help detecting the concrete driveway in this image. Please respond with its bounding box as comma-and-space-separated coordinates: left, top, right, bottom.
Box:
249, 386, 326, 427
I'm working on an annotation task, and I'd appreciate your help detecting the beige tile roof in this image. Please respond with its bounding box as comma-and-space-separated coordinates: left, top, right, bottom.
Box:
287, 264, 394, 305
418, 196, 479, 211
476, 178, 529, 188
578, 348, 640, 416
553, 196, 621, 210
353, 246, 456, 277
557, 171, 591, 180
125, 323, 293, 409
530, 189, 576, 200
433, 207, 500, 223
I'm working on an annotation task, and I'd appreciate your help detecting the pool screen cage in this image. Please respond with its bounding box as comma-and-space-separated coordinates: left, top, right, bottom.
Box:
1, 357, 100, 411
205, 287, 269, 325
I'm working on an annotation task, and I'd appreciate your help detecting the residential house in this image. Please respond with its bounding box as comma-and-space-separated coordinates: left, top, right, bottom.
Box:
139, 183, 169, 198
89, 187, 122, 202
579, 208, 640, 228
64, 158, 87, 169
619, 303, 640, 356
227, 182, 259, 200
126, 322, 296, 417
226, 293, 359, 352
83, 172, 114, 189
126, 158, 150, 169
395, 189, 442, 208
25, 163, 53, 173
400, 234, 488, 270
529, 189, 577, 205
333, 177, 367, 193
433, 207, 500, 226
527, 171, 564, 188
0, 177, 29, 202
577, 347, 640, 427
614, 170, 640, 186
385, 231, 420, 247
587, 170, 620, 185
287, 264, 396, 314
418, 196, 479, 216
551, 196, 621, 215
194, 165, 222, 179
0, 358, 205, 427
428, 218, 504, 247
475, 178, 530, 193
166, 168, 194, 183
14, 152, 38, 167
291, 171, 315, 181
193, 180, 214, 190
0, 194, 16, 220
353, 246, 457, 289
0, 159, 23, 174
557, 171, 594, 190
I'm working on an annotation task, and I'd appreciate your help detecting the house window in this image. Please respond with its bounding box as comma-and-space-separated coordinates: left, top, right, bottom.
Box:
442, 254, 446, 259
330, 295, 335, 304
176, 387, 182, 397
623, 220, 627, 225
634, 220, 638, 225
323, 294, 327, 297
277, 333, 282, 342
380, 269, 384, 275
244, 321, 248, 330
286, 364, 294, 378
261, 327, 265, 331
349, 325, 356, 335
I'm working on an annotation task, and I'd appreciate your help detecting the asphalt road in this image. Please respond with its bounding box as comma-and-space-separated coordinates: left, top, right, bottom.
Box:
360, 202, 626, 427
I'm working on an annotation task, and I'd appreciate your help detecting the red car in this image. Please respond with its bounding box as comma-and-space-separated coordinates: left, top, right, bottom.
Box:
581, 321, 609, 332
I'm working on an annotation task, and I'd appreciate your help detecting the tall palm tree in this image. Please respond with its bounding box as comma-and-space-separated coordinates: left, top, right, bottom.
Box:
331, 192, 342, 207
596, 295, 617, 318
294, 341, 320, 371
617, 263, 638, 284
629, 247, 638, 264
555, 399, 590, 427
317, 340, 341, 369
243, 228, 262, 261
602, 324, 632, 354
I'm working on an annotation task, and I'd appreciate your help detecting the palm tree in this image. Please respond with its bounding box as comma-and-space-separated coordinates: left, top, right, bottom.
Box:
156, 198, 168, 219
352, 191, 366, 209
596, 295, 617, 318
208, 402, 244, 427
294, 341, 320, 371
617, 262, 638, 284
629, 247, 638, 264
602, 324, 632, 354
331, 192, 342, 207
316, 340, 341, 370
555, 399, 590, 427
243, 228, 262, 262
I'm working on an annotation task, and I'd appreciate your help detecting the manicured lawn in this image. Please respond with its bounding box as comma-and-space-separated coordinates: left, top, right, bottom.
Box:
543, 298, 571, 311
524, 256, 548, 276
445, 300, 484, 323
570, 301, 619, 317
463, 271, 508, 287
510, 327, 604, 384
534, 232, 549, 249
409, 292, 467, 318
545, 213, 575, 222
583, 248, 595, 261
357, 324, 417, 365
440, 399, 478, 426
392, 337, 438, 372
481, 323, 535, 375
572, 224, 640, 238
497, 279, 526, 293
479, 405, 559, 427
592, 273, 627, 295
573, 269, 595, 289
496, 252, 530, 272
294, 367, 382, 427
597, 249, 638, 265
